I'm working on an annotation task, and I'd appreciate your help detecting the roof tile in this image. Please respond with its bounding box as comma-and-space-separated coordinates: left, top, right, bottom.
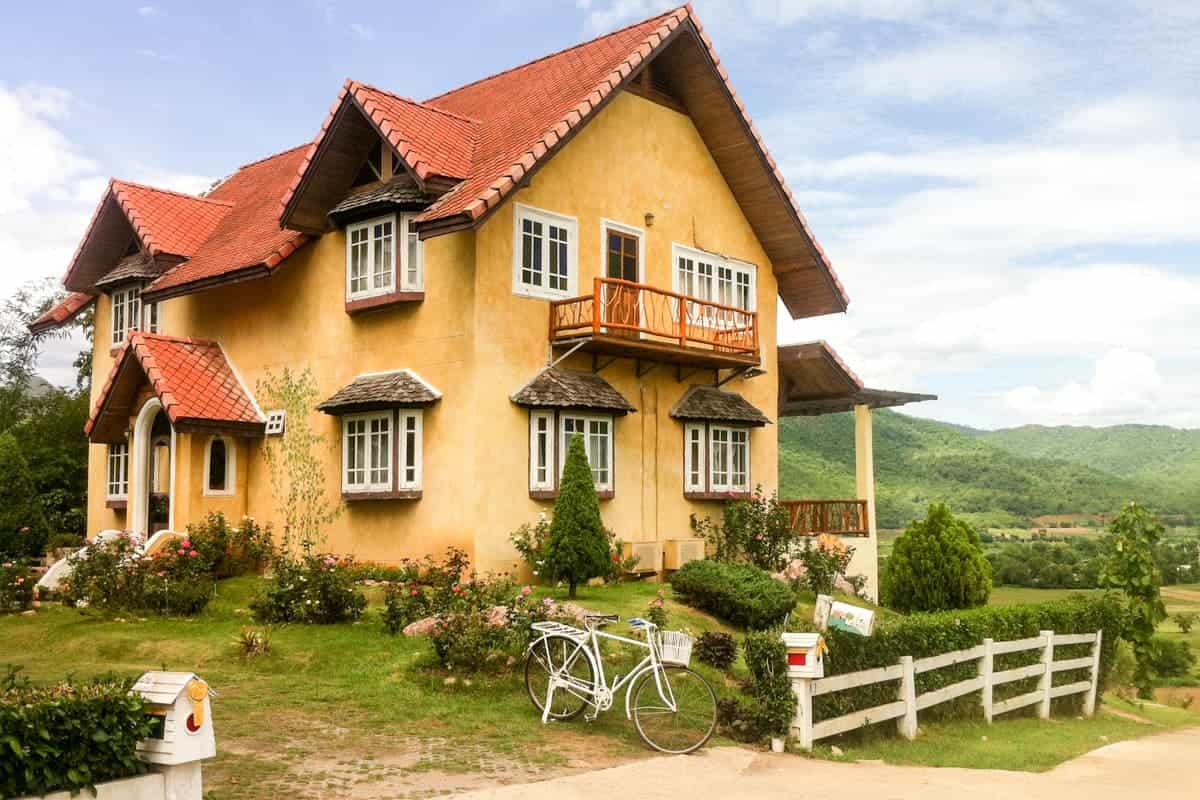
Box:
511, 366, 636, 415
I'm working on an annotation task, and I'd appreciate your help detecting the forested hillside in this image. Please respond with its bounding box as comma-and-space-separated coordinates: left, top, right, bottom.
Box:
778, 410, 1196, 529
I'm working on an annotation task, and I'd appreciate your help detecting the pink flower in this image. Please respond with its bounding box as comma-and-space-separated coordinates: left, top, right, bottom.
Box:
542, 597, 554, 607
182, 540, 192, 549
521, 586, 532, 597
410, 588, 420, 597
19, 527, 29, 534
178, 548, 187, 555
189, 550, 199, 558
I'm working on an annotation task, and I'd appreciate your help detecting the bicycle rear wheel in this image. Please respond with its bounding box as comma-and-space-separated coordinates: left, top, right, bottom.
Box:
525, 634, 596, 721
631, 666, 716, 753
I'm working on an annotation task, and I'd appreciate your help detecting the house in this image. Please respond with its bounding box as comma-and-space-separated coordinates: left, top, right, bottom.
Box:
31, 5, 931, 600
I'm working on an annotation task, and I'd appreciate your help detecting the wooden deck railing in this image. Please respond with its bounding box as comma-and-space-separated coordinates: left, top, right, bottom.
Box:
549, 277, 758, 355
782, 499, 869, 537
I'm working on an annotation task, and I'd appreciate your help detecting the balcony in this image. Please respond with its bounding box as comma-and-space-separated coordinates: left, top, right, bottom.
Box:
782, 499, 869, 537
549, 277, 760, 370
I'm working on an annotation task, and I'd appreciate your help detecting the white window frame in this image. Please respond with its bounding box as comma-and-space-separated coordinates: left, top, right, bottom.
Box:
345, 213, 423, 301
684, 422, 752, 495
671, 243, 757, 313
683, 422, 706, 493
397, 410, 423, 491
110, 285, 142, 345
107, 443, 129, 499
202, 436, 236, 497
529, 410, 555, 492
342, 411, 393, 493
513, 203, 578, 300
264, 409, 286, 436
142, 300, 160, 334
559, 413, 614, 493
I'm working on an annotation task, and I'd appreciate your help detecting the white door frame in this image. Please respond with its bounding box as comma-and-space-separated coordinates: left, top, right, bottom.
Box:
129, 398, 176, 535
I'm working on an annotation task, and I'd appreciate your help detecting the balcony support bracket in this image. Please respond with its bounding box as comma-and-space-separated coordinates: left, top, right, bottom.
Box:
548, 338, 589, 369
591, 354, 618, 373
675, 366, 703, 383
636, 360, 658, 378
716, 366, 752, 387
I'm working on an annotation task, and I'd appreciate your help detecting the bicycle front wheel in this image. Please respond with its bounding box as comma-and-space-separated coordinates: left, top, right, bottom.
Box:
525, 634, 596, 721
631, 666, 716, 754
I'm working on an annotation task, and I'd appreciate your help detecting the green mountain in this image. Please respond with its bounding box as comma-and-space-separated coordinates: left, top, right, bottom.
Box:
778, 410, 1197, 529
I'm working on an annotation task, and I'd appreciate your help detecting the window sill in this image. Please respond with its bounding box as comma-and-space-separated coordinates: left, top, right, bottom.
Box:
105, 498, 128, 510
346, 290, 424, 315
344, 489, 422, 502
685, 491, 752, 502
530, 489, 614, 501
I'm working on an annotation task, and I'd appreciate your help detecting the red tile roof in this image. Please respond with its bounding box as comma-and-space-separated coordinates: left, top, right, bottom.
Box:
110, 180, 231, 257
29, 292, 95, 334
86, 332, 264, 438
143, 147, 310, 300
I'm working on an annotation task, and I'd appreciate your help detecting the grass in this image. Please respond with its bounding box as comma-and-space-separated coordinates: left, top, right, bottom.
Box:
809, 694, 1198, 771
0, 576, 739, 799
988, 586, 1106, 605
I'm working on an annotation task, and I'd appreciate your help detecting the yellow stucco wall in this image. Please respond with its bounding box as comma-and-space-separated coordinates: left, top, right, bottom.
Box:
85, 91, 782, 573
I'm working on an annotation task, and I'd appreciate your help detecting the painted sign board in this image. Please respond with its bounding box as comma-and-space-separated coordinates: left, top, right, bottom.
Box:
813, 594, 875, 636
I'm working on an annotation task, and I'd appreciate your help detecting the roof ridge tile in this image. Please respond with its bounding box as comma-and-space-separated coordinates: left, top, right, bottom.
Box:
110, 179, 233, 208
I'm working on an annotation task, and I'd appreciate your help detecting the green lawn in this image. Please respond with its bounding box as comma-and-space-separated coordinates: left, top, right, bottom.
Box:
0, 577, 736, 799
987, 586, 1106, 605
810, 694, 1198, 771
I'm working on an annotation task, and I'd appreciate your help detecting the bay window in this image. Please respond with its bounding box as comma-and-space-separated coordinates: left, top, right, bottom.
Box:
346, 213, 422, 302
110, 286, 142, 345
528, 410, 615, 497
683, 422, 751, 496
341, 409, 423, 496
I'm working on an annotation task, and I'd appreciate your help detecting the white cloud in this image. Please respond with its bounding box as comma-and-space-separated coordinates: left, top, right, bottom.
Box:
844, 36, 1051, 101
137, 5, 163, 17
349, 23, 375, 41
1004, 349, 1198, 426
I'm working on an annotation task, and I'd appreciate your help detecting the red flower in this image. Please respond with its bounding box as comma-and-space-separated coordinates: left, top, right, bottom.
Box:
189, 550, 199, 558
410, 589, 419, 597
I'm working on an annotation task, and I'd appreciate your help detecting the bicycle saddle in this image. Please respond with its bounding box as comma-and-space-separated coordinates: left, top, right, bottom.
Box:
584, 613, 620, 625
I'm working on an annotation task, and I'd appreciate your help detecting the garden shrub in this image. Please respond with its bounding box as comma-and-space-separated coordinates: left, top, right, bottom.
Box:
541, 434, 611, 597
0, 431, 50, 559
382, 582, 432, 634
1175, 611, 1197, 634
807, 594, 1124, 728
881, 503, 992, 613
670, 559, 795, 630
790, 533, 862, 596
0, 669, 152, 798
429, 585, 563, 670
694, 631, 738, 670
511, 514, 635, 582
1099, 502, 1167, 696
645, 588, 668, 628
185, 512, 275, 578
742, 629, 797, 738
62, 533, 216, 616
1, 560, 35, 612
251, 553, 367, 624
45, 532, 85, 553
1146, 637, 1195, 680
689, 488, 792, 572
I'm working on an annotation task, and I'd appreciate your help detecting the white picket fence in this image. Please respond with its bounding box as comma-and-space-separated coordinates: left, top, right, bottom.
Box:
790, 629, 1104, 750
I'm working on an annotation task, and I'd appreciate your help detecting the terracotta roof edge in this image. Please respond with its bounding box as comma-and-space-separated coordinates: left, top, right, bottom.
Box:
110, 178, 234, 208
349, 80, 482, 125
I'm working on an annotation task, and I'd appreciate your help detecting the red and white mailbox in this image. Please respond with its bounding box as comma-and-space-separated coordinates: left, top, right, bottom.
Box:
781, 632, 825, 679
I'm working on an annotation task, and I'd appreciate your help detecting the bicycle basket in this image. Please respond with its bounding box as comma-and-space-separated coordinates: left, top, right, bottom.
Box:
657, 630, 693, 666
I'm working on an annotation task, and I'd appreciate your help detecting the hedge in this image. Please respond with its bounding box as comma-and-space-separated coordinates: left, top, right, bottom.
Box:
807, 593, 1125, 728
0, 673, 151, 797
670, 559, 795, 629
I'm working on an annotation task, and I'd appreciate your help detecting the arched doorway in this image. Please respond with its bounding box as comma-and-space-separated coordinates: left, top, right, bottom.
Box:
130, 398, 174, 535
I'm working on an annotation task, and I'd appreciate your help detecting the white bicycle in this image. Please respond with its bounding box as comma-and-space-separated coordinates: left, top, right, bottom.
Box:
524, 613, 717, 753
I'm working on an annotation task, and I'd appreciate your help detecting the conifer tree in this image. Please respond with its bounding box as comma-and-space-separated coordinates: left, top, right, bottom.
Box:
543, 433, 611, 598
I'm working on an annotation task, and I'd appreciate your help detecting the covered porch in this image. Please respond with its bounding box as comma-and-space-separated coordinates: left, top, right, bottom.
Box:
777, 341, 935, 601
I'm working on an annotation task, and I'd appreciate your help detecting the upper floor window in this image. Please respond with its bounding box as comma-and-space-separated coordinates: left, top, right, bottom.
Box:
107, 443, 129, 499
672, 244, 756, 312
513, 204, 577, 299
204, 436, 235, 496
143, 301, 160, 334
111, 286, 142, 345
346, 214, 422, 302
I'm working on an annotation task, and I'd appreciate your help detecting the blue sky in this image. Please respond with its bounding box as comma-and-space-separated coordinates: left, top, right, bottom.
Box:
2, 1, 1199, 430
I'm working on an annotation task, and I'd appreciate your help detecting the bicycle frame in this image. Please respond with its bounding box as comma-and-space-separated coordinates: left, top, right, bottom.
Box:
529, 623, 678, 724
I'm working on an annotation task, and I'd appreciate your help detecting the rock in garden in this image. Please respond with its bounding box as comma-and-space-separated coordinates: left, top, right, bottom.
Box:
830, 745, 844, 757
403, 616, 440, 636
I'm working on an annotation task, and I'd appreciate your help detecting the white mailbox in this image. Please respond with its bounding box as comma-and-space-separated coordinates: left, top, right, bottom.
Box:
132, 671, 216, 766
781, 632, 826, 679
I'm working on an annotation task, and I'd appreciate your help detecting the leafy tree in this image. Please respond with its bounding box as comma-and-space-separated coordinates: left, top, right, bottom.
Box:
0, 431, 50, 557
1099, 502, 1167, 697
12, 388, 89, 536
542, 433, 610, 598
881, 502, 992, 613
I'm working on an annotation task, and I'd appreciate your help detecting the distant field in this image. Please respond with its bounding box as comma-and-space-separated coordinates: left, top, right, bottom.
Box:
988, 586, 1104, 605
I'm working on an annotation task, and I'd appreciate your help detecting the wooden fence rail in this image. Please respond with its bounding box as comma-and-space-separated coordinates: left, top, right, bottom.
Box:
791, 629, 1103, 750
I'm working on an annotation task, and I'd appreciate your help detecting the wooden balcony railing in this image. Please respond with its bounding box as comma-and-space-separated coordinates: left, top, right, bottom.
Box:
549, 277, 759, 357
782, 499, 870, 537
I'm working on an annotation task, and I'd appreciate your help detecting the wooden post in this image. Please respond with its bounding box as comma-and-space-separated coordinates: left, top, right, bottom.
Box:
897, 656, 918, 740
1084, 629, 1103, 717
854, 405, 880, 602
677, 293, 687, 347
980, 637, 994, 723
791, 678, 814, 751
592, 277, 602, 334
1038, 630, 1054, 719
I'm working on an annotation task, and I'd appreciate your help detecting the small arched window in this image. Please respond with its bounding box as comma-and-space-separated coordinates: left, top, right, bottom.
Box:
204, 436, 235, 496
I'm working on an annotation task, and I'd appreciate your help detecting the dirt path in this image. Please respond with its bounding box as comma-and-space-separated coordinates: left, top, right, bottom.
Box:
445, 727, 1200, 800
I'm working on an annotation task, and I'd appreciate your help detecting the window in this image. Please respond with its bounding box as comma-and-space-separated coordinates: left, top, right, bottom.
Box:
143, 301, 160, 334
346, 214, 422, 301
513, 204, 577, 299
529, 411, 554, 492
265, 409, 286, 436
107, 443, 129, 499
672, 244, 756, 312
342, 409, 424, 495
110, 286, 142, 345
204, 436, 235, 496
683, 422, 751, 495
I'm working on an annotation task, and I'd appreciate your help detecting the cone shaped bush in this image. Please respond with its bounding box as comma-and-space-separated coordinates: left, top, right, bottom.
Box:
544, 433, 610, 598
881, 502, 992, 613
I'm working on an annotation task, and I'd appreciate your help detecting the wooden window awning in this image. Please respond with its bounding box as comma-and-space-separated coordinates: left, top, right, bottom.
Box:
778, 341, 936, 417
670, 385, 769, 427
511, 366, 636, 416
317, 369, 442, 415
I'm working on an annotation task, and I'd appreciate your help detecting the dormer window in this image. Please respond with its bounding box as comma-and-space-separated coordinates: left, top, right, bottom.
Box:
351, 142, 385, 188
346, 213, 422, 302
111, 285, 142, 345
